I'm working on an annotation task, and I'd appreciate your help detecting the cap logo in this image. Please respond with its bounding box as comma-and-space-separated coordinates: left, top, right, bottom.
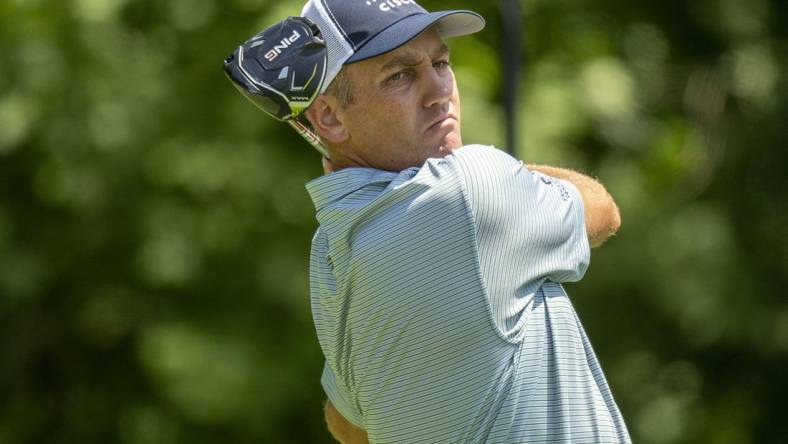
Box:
365, 0, 418, 13
264, 30, 302, 62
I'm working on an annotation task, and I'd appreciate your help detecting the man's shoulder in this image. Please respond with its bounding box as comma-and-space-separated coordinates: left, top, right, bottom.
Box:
445, 144, 527, 192
449, 144, 521, 172
453, 144, 512, 159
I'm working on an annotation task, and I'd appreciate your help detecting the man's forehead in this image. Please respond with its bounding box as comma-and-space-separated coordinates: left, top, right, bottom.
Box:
363, 29, 448, 70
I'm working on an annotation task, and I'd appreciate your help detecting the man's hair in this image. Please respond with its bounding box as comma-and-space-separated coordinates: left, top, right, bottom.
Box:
324, 67, 354, 106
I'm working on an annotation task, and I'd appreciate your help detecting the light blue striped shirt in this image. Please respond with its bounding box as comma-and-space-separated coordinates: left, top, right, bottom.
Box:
307, 145, 631, 443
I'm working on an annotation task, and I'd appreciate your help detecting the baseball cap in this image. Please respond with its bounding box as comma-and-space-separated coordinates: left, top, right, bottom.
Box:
301, 0, 485, 94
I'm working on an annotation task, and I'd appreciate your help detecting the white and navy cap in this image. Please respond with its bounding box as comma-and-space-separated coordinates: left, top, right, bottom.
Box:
301, 0, 485, 93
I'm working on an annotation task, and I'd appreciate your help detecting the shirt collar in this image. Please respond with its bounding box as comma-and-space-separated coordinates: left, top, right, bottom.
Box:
306, 167, 401, 212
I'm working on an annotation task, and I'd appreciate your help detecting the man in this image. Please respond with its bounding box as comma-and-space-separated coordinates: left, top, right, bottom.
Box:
295, 0, 631, 442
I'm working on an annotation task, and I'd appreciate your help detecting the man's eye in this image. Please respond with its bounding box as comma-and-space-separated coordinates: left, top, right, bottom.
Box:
434, 60, 452, 70
390, 70, 410, 82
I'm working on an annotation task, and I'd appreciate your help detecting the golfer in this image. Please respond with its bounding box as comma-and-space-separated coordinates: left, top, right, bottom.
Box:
249, 0, 631, 441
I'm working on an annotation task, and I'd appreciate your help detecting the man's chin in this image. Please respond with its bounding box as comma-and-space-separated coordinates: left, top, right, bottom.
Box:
436, 133, 463, 155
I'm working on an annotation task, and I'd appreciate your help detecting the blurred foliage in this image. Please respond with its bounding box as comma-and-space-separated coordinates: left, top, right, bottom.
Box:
0, 0, 786, 443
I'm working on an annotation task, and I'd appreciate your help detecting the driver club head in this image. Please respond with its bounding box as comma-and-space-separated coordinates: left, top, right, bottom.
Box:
224, 16, 327, 122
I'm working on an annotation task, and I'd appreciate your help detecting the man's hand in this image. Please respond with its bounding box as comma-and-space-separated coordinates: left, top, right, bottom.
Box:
325, 400, 369, 444
527, 165, 621, 248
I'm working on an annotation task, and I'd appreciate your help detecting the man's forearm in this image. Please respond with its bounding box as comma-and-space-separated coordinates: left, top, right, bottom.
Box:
325, 400, 369, 444
527, 164, 621, 248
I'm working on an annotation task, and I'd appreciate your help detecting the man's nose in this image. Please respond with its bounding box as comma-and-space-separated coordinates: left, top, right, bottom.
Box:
422, 68, 453, 109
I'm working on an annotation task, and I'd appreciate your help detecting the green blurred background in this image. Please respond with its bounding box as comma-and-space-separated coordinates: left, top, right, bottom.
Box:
1, 0, 786, 442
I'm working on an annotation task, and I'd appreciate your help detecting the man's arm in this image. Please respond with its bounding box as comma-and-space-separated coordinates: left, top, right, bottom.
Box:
320, 159, 369, 444
325, 400, 369, 444
527, 165, 621, 248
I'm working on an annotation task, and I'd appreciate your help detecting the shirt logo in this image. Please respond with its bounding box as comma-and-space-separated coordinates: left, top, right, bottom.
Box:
365, 0, 417, 12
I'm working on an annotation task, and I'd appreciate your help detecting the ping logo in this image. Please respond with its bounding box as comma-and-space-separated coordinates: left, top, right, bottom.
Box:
264, 30, 301, 62
365, 0, 417, 12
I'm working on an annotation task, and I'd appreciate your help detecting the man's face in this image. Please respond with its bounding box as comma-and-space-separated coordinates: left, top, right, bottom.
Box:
336, 28, 462, 171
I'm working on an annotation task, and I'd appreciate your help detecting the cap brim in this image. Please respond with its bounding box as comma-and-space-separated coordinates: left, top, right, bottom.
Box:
345, 10, 485, 64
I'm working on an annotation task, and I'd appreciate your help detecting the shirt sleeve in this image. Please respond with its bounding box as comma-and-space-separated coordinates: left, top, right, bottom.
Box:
321, 362, 364, 428
451, 145, 590, 283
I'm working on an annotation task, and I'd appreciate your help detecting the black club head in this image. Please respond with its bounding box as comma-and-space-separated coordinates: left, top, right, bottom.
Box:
224, 16, 327, 121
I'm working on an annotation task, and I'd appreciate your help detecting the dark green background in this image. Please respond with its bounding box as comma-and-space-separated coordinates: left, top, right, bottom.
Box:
1, 0, 786, 442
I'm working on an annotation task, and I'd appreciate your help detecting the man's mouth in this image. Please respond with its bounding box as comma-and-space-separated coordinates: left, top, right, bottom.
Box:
426, 114, 458, 132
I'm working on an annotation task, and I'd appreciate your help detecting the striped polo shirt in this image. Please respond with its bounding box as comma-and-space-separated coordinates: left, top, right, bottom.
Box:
307, 145, 631, 443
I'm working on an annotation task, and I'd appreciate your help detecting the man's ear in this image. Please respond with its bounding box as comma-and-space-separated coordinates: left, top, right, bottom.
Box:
304, 95, 348, 145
